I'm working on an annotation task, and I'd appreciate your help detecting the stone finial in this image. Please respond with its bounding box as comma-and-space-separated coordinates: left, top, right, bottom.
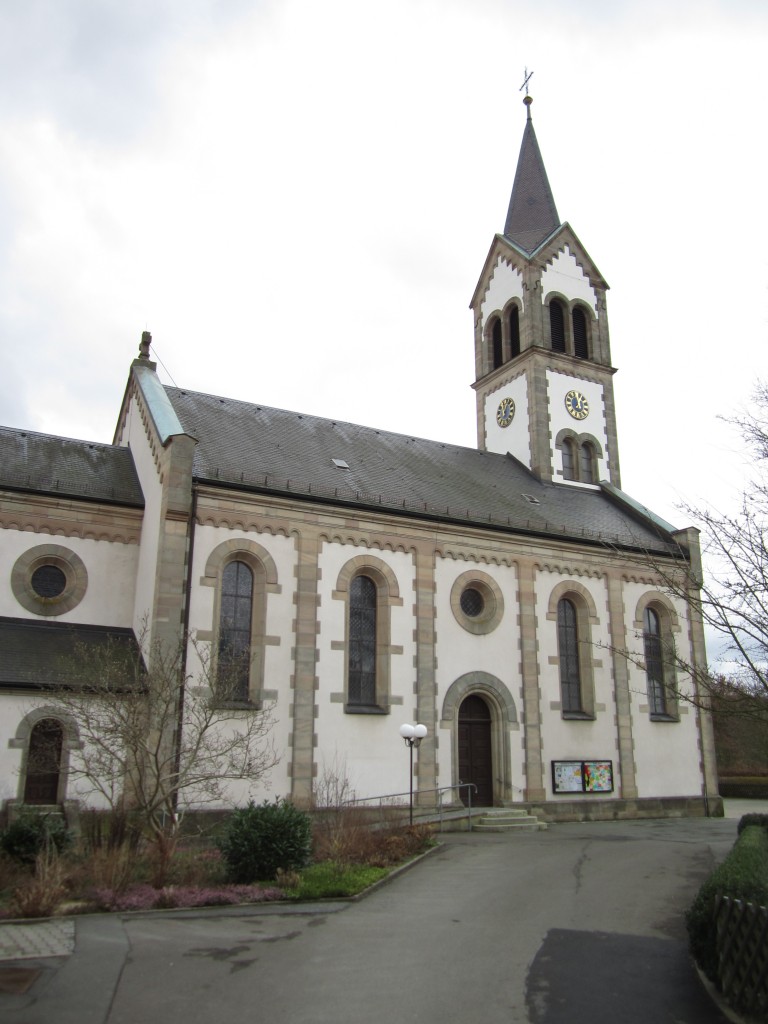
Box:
139, 331, 152, 360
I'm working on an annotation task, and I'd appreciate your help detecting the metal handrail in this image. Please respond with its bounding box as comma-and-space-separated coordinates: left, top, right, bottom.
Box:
340, 782, 479, 831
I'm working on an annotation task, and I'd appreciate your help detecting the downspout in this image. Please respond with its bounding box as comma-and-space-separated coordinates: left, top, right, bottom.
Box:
172, 481, 198, 811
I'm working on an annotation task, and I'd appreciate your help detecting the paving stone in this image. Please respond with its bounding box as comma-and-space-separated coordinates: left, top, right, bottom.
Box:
0, 919, 75, 961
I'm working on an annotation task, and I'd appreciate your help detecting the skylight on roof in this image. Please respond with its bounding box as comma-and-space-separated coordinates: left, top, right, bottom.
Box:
332, 458, 350, 469
521, 493, 541, 505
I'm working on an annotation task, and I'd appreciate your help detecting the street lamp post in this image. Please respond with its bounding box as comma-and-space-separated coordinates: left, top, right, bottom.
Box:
399, 723, 427, 826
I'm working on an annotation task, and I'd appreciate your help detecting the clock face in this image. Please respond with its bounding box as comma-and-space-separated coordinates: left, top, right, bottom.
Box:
496, 397, 515, 428
564, 389, 589, 420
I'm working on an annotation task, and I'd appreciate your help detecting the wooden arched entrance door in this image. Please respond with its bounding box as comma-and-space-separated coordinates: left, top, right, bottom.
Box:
24, 719, 63, 805
458, 694, 493, 806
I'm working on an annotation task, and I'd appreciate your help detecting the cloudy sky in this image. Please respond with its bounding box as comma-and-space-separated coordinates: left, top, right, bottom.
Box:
1, 0, 766, 532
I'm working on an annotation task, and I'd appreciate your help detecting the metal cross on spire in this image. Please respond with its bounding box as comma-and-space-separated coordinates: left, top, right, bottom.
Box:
519, 67, 533, 95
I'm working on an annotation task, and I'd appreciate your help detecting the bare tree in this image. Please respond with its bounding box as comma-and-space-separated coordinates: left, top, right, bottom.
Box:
31, 627, 278, 879
609, 384, 768, 728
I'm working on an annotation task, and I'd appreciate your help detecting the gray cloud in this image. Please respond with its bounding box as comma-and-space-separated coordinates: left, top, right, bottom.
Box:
0, 0, 258, 143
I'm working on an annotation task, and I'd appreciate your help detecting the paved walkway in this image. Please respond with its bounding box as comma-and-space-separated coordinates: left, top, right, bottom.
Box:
0, 807, 758, 1023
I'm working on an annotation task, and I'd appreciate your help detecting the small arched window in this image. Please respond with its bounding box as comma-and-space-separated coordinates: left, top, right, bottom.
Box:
643, 607, 668, 716
218, 560, 253, 701
580, 442, 595, 484
550, 300, 566, 353
562, 439, 575, 481
557, 598, 582, 713
349, 575, 377, 706
491, 318, 503, 370
24, 718, 64, 804
508, 306, 520, 358
573, 307, 589, 359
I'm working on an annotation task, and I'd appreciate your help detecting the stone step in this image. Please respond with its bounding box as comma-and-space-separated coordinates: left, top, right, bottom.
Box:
471, 810, 548, 833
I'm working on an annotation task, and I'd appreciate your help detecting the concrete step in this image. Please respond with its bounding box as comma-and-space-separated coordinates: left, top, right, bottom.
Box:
471, 809, 548, 833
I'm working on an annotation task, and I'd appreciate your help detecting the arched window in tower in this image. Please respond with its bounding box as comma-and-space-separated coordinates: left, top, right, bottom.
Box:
24, 718, 64, 804
562, 438, 575, 480
219, 560, 253, 701
573, 307, 589, 359
508, 306, 520, 358
643, 607, 668, 716
491, 318, 503, 369
580, 442, 595, 484
557, 598, 582, 713
349, 574, 377, 706
549, 299, 566, 352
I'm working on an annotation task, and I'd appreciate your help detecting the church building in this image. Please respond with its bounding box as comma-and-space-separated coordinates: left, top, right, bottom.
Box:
0, 96, 722, 824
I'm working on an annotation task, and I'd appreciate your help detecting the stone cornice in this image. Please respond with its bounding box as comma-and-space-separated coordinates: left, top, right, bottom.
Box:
0, 493, 142, 544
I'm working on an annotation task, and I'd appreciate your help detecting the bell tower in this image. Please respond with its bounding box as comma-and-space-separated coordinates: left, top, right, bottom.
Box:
470, 94, 621, 489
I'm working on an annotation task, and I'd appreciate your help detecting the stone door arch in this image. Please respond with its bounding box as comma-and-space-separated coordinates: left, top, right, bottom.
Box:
441, 672, 519, 806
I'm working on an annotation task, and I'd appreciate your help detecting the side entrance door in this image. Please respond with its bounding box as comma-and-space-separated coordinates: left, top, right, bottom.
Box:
458, 695, 493, 806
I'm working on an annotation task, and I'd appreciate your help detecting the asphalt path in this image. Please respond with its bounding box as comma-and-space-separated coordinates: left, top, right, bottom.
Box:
0, 815, 743, 1023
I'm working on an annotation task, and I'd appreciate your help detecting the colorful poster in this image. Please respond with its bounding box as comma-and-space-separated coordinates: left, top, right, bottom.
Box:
552, 761, 584, 793
552, 760, 614, 794
583, 761, 613, 792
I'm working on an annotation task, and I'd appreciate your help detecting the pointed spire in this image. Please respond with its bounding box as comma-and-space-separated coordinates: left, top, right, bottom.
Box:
503, 95, 561, 254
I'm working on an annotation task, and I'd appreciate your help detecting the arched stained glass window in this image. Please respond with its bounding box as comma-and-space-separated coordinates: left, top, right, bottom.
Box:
349, 575, 377, 706
580, 442, 594, 484
644, 607, 667, 716
218, 560, 253, 701
557, 598, 582, 712
562, 439, 575, 480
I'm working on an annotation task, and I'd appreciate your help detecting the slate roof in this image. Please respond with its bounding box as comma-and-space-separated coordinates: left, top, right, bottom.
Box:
0, 427, 144, 506
0, 618, 143, 689
165, 385, 681, 557
504, 104, 561, 254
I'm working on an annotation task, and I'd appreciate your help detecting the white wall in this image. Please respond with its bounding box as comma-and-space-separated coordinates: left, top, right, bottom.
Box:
540, 246, 598, 313
483, 370, 531, 463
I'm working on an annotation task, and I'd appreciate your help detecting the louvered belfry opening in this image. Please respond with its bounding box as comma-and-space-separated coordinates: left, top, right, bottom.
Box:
491, 318, 503, 369
509, 306, 520, 358
573, 307, 589, 359
549, 300, 565, 352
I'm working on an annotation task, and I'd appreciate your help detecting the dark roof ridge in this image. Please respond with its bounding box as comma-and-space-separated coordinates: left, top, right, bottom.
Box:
0, 423, 116, 450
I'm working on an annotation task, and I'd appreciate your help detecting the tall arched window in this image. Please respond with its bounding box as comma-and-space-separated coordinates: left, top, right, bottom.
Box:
562, 438, 575, 480
218, 560, 253, 701
349, 575, 377, 706
550, 300, 566, 352
508, 306, 520, 358
573, 307, 589, 359
643, 607, 668, 716
557, 598, 582, 712
24, 718, 63, 804
491, 318, 503, 369
580, 442, 595, 484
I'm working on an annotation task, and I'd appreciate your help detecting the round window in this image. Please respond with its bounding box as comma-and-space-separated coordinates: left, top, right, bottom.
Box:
31, 565, 68, 599
12, 545, 88, 616
460, 587, 485, 618
450, 572, 504, 635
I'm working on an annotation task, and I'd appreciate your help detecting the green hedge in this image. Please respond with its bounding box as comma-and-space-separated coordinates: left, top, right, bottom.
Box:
686, 824, 768, 982
718, 777, 768, 799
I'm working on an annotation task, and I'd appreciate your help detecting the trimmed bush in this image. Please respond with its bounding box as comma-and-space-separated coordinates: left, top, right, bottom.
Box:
217, 800, 312, 883
686, 825, 768, 982
0, 810, 71, 866
736, 812, 768, 836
